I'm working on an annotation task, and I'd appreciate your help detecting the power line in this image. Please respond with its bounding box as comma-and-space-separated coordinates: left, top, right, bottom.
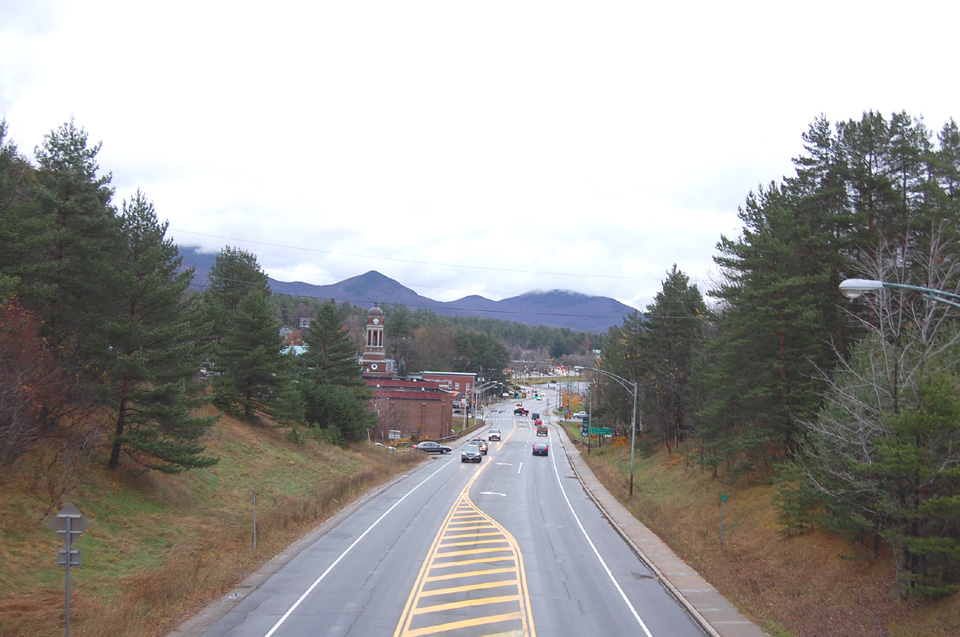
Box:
172, 229, 669, 282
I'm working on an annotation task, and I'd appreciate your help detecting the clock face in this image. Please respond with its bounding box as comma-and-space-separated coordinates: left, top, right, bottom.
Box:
372, 318, 380, 324
370, 363, 378, 370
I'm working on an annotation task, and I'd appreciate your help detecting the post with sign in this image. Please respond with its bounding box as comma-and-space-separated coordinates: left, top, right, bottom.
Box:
48, 503, 90, 637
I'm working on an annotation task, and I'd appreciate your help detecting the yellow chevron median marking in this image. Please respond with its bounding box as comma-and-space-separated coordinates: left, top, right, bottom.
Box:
393, 457, 536, 637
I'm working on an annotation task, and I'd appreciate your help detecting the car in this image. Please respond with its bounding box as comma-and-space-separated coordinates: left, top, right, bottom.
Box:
532, 442, 549, 456
488, 428, 502, 441
531, 412, 540, 420
413, 441, 452, 454
469, 437, 488, 454
513, 407, 529, 416
461, 443, 482, 463
573, 411, 587, 419
536, 424, 548, 436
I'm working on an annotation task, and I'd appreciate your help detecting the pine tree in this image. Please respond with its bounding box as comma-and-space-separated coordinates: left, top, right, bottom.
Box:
706, 182, 834, 471
212, 288, 301, 421
298, 300, 367, 391
0, 120, 41, 300
102, 190, 218, 472
297, 300, 372, 442
30, 119, 118, 367
640, 266, 706, 451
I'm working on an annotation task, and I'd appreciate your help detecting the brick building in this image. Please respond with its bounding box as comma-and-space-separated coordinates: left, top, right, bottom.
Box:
361, 305, 457, 442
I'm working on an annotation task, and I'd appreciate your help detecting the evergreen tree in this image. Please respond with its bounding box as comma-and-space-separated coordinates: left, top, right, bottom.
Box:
212, 288, 301, 421
705, 179, 840, 473
102, 190, 218, 472
0, 120, 41, 300
385, 303, 415, 376
297, 300, 372, 442
452, 332, 509, 381
639, 266, 706, 451
298, 300, 367, 391
597, 311, 645, 438
203, 246, 270, 343
31, 119, 117, 367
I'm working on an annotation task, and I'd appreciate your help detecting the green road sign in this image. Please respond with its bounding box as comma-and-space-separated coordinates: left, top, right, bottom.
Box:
589, 427, 612, 435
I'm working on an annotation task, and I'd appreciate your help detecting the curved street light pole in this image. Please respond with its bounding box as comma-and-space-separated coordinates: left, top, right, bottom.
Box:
840, 278, 960, 310
575, 366, 639, 496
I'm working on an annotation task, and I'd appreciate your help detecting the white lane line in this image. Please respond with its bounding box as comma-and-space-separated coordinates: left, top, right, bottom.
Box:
550, 437, 654, 637
263, 460, 451, 637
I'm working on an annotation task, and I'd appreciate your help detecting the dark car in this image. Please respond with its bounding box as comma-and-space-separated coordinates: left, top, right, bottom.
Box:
536, 424, 548, 436
469, 437, 488, 454
532, 443, 549, 456
532, 412, 540, 420
513, 407, 529, 416
414, 441, 452, 454
461, 443, 482, 463
488, 428, 502, 441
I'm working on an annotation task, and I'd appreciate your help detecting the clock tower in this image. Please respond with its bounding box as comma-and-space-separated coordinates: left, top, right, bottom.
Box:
361, 304, 390, 376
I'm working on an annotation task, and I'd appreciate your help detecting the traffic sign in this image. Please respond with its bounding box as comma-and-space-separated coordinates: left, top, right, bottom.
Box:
48, 502, 90, 538
589, 427, 612, 435
57, 547, 82, 567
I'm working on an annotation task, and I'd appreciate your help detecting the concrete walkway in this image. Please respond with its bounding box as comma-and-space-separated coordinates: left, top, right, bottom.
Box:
560, 432, 768, 637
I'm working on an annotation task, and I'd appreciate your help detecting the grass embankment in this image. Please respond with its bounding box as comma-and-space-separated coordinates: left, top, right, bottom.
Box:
0, 407, 424, 636
559, 421, 960, 637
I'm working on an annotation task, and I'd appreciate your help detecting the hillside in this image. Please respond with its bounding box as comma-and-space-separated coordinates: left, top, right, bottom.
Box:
560, 425, 960, 637
178, 246, 635, 333
0, 408, 423, 636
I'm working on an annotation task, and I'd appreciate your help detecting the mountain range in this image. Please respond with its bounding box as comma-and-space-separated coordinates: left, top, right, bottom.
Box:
178, 246, 636, 333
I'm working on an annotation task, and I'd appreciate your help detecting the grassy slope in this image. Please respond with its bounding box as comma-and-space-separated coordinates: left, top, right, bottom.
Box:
3, 405, 957, 637
0, 406, 423, 636
561, 422, 960, 637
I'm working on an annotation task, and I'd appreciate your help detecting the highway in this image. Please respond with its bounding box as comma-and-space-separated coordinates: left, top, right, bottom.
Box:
196, 396, 705, 637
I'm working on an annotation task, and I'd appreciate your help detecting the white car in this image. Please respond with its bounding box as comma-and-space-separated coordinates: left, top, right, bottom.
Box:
573, 411, 587, 418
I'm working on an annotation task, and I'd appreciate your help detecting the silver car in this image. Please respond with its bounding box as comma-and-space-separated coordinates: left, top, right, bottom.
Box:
461, 443, 482, 463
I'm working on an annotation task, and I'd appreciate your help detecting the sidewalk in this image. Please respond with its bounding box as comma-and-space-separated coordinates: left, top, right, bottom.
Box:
560, 433, 768, 637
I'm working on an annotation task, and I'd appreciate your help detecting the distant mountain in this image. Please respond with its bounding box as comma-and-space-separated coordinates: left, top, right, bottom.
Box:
177, 246, 634, 333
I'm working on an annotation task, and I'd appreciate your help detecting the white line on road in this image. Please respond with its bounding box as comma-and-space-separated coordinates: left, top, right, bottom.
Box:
550, 436, 654, 637
263, 460, 450, 637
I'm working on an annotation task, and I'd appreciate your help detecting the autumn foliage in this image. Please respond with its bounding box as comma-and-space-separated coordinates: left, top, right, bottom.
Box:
0, 298, 70, 467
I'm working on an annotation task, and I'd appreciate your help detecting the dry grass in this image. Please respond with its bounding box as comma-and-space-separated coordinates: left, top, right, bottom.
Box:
0, 408, 423, 637
566, 426, 960, 637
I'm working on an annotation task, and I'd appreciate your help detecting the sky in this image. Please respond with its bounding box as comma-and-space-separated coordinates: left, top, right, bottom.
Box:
2, 1, 957, 311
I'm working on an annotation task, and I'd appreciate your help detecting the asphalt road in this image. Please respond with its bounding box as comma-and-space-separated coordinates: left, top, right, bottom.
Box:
189, 398, 704, 637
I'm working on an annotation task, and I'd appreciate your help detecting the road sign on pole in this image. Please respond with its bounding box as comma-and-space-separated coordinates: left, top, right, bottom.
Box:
49, 503, 89, 637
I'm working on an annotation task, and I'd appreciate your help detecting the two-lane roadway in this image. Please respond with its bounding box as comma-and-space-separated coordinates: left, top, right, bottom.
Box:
196, 398, 704, 637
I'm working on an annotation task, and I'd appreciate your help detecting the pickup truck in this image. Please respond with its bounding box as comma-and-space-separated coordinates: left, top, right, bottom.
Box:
513, 407, 529, 416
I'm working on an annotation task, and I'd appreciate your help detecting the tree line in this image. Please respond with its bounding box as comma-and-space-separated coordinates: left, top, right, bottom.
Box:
0, 118, 525, 476
594, 111, 960, 598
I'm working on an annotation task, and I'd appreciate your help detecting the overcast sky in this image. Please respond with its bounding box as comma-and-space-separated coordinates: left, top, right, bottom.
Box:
2, 1, 957, 311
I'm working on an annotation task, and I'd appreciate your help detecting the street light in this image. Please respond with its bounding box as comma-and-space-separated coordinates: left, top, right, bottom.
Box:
840, 278, 960, 310
575, 365, 639, 496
